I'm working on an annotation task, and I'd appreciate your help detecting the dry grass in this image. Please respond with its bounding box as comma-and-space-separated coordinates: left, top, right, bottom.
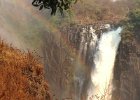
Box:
70, 0, 128, 24
0, 40, 51, 100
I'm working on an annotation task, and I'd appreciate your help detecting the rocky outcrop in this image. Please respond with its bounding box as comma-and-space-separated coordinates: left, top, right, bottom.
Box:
113, 39, 140, 100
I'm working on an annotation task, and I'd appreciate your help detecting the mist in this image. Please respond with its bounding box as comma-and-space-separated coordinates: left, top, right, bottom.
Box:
0, 0, 63, 53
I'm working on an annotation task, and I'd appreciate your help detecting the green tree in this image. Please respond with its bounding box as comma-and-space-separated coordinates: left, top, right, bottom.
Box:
121, 7, 140, 43
128, 8, 140, 30
32, 0, 77, 15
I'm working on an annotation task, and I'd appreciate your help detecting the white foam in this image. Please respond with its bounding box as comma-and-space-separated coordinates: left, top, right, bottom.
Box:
87, 27, 122, 100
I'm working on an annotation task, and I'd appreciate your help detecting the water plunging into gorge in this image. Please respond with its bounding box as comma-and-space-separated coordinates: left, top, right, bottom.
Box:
75, 26, 122, 100
87, 27, 122, 100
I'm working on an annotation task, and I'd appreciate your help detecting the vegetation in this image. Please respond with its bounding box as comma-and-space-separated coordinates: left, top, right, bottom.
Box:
128, 8, 140, 31
121, 2, 140, 43
71, 0, 129, 24
0, 40, 51, 100
32, 0, 77, 15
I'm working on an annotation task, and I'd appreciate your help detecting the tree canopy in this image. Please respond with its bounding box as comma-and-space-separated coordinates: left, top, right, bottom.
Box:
121, 5, 140, 43
32, 0, 77, 15
128, 8, 140, 30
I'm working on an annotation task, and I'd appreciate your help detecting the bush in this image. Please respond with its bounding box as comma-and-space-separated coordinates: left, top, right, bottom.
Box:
0, 40, 51, 100
128, 8, 140, 30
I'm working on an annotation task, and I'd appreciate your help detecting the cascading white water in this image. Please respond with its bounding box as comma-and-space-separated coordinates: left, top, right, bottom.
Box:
87, 27, 122, 100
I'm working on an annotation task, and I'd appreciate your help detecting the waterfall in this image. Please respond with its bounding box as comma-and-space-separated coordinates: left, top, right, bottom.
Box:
74, 26, 98, 100
87, 27, 122, 100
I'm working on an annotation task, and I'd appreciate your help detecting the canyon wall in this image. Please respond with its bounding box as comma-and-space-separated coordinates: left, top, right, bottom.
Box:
113, 38, 140, 100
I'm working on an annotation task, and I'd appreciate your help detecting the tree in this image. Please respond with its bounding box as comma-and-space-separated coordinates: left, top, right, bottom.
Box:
128, 8, 140, 30
32, 0, 77, 15
120, 6, 140, 43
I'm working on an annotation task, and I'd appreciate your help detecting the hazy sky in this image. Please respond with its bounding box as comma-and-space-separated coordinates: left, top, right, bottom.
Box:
0, 0, 50, 51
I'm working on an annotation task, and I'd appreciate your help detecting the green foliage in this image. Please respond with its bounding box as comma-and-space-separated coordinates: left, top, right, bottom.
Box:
128, 8, 140, 30
32, 0, 77, 15
121, 7, 140, 43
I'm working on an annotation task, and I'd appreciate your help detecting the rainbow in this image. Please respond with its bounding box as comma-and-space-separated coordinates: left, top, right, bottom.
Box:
0, 0, 88, 70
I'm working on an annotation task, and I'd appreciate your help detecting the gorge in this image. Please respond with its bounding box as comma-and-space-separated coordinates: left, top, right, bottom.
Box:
0, 0, 140, 100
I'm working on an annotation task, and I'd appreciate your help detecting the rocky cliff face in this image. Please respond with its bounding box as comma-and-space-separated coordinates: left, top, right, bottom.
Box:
113, 37, 140, 100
